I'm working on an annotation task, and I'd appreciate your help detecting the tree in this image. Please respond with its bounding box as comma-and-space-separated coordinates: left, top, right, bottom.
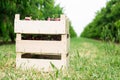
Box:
81, 0, 120, 43
0, 0, 76, 43
69, 22, 77, 38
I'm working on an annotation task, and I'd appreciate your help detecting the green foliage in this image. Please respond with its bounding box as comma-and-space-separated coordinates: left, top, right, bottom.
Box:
69, 21, 77, 38
81, 0, 120, 43
41, 0, 62, 19
0, 0, 76, 42
70, 25, 77, 38
0, 0, 41, 42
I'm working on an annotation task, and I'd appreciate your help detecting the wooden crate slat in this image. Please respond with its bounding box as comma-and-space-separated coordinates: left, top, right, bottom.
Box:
15, 20, 68, 34
16, 40, 68, 54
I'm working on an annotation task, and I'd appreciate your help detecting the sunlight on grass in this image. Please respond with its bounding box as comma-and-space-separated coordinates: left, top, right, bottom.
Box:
0, 37, 120, 79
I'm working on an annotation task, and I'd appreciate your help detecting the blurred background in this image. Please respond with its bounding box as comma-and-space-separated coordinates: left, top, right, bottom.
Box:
1, 0, 120, 43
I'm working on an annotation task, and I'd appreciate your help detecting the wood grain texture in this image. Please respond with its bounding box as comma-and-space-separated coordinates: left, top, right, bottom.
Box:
16, 40, 68, 54
15, 20, 67, 34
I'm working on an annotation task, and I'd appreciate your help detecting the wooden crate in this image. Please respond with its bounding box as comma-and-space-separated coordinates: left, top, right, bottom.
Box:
14, 14, 70, 72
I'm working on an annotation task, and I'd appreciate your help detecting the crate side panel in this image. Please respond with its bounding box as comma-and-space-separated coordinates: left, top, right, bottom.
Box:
16, 40, 67, 54
15, 21, 66, 34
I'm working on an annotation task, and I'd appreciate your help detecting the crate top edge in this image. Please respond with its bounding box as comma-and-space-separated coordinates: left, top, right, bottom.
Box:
15, 14, 68, 22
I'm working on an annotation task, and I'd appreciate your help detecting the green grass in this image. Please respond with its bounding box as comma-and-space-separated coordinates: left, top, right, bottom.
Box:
0, 37, 120, 80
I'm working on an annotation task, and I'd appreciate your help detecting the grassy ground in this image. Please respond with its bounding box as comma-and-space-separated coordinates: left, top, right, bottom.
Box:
0, 37, 120, 80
